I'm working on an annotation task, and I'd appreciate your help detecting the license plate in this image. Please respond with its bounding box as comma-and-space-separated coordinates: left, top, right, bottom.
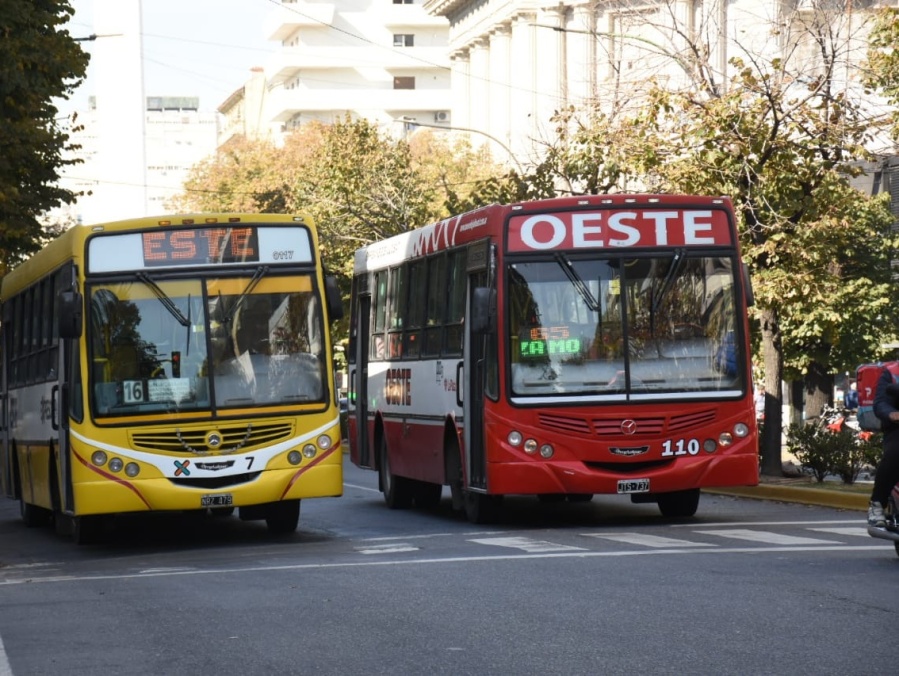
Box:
201, 493, 233, 507
617, 478, 650, 494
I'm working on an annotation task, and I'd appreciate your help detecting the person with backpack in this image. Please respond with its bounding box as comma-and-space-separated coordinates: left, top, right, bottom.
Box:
868, 367, 899, 527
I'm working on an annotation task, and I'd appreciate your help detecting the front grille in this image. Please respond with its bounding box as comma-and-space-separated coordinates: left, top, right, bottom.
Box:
169, 471, 262, 489
131, 422, 294, 453
585, 459, 674, 474
537, 408, 718, 438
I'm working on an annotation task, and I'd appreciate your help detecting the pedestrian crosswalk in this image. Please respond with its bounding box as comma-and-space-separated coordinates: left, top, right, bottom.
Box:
353, 522, 878, 557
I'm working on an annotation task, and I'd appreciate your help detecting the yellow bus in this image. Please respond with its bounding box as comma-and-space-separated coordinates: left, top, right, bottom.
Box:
0, 214, 344, 543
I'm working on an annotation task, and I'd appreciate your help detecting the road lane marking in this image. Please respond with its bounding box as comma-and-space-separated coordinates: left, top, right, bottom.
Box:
467, 537, 587, 553
694, 529, 835, 545
0, 632, 11, 676
585, 533, 715, 548
0, 544, 891, 586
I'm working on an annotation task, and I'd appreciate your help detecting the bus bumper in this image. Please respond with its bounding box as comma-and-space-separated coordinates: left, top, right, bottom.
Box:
485, 452, 759, 496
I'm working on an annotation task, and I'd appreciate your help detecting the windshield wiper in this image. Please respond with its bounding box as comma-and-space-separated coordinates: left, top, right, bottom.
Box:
554, 253, 600, 312
223, 265, 269, 325
651, 249, 686, 315
136, 272, 191, 328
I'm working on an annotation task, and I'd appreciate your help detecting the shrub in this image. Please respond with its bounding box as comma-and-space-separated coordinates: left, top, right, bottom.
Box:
785, 422, 878, 484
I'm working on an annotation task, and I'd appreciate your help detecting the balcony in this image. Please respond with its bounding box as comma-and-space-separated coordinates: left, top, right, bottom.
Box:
267, 46, 450, 82
266, 86, 451, 122
264, 2, 336, 41
381, 5, 449, 29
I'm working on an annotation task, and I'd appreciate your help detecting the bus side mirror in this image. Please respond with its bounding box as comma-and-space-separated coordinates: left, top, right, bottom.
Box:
470, 287, 496, 334
58, 290, 83, 338
325, 276, 344, 322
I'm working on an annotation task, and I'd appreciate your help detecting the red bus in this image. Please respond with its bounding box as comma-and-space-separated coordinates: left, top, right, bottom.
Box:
347, 195, 758, 522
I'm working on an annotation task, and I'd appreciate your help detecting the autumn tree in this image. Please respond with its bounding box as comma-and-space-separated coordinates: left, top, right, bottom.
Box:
0, 0, 89, 274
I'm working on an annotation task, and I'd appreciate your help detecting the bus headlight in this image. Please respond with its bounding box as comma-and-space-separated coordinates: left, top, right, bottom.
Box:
734, 423, 750, 438
124, 463, 140, 477
317, 434, 332, 450
508, 431, 523, 446
539, 444, 554, 459
91, 451, 107, 466
302, 444, 317, 459
523, 439, 538, 455
717, 433, 732, 447
108, 457, 124, 473
288, 450, 302, 465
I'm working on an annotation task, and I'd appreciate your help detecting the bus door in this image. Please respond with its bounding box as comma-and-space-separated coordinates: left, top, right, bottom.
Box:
56, 277, 81, 513
463, 241, 492, 490
352, 292, 373, 468
0, 312, 10, 499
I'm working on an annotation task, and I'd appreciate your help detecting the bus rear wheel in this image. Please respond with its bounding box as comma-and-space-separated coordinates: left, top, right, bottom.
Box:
19, 498, 52, 528
657, 489, 700, 518
266, 499, 300, 535
379, 436, 413, 509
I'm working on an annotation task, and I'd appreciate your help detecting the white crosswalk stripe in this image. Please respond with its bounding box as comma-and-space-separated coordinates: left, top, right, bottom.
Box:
584, 532, 715, 548
355, 543, 420, 555
467, 536, 587, 553
806, 526, 870, 537
694, 528, 835, 545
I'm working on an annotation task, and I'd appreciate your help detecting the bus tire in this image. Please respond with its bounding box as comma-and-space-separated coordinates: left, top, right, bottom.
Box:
379, 436, 413, 509
413, 481, 442, 510
657, 489, 700, 518
19, 498, 52, 528
568, 493, 594, 503
72, 515, 106, 545
537, 494, 565, 504
266, 499, 300, 535
464, 491, 502, 524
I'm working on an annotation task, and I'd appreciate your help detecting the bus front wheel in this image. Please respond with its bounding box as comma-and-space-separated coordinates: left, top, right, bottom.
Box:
266, 499, 300, 535
464, 491, 502, 524
657, 489, 700, 518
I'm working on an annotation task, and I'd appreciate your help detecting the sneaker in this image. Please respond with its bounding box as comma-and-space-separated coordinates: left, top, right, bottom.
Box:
868, 501, 886, 528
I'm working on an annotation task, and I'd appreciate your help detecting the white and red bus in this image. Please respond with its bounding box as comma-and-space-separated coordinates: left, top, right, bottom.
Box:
347, 195, 758, 522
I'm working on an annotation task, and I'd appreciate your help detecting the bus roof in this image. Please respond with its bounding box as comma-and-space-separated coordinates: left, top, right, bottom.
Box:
354, 194, 735, 272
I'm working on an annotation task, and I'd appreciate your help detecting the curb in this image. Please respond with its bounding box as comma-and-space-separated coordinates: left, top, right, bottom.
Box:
704, 484, 868, 511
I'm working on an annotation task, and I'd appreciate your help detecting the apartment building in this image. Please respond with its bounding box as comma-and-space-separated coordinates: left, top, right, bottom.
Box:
261, 0, 452, 135
56, 97, 219, 226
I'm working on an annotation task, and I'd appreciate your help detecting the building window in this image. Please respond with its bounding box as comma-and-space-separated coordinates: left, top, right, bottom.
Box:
394, 76, 415, 90
393, 34, 414, 47
393, 0, 414, 4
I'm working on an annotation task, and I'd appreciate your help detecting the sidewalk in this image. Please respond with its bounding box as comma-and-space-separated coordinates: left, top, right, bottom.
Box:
705, 475, 869, 511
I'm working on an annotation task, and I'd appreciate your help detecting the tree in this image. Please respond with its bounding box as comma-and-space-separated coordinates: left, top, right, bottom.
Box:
0, 0, 89, 274
864, 7, 899, 140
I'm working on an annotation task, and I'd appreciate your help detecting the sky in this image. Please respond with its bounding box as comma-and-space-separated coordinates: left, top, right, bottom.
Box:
64, 0, 279, 113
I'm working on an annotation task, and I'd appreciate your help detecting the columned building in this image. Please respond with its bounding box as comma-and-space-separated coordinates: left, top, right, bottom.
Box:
423, 0, 892, 166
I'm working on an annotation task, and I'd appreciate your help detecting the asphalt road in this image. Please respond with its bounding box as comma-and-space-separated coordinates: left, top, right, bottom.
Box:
1, 461, 896, 675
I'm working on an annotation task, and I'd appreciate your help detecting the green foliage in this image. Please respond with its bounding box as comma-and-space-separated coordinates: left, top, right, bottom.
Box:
864, 8, 899, 140
0, 0, 89, 273
785, 424, 882, 484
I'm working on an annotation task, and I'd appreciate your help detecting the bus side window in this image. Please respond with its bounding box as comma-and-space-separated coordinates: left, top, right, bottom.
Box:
423, 253, 446, 357
444, 249, 467, 356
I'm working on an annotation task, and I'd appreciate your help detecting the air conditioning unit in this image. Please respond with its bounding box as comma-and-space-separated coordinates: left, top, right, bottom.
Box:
434, 111, 451, 123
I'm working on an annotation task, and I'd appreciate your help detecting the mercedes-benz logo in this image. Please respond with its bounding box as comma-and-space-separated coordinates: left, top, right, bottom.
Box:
206, 432, 222, 448
620, 419, 638, 435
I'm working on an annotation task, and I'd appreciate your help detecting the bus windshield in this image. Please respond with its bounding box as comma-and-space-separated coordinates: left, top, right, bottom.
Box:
88, 273, 326, 415
508, 253, 745, 399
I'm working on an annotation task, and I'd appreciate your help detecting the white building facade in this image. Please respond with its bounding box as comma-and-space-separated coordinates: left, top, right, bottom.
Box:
262, 0, 453, 133
422, 0, 895, 165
